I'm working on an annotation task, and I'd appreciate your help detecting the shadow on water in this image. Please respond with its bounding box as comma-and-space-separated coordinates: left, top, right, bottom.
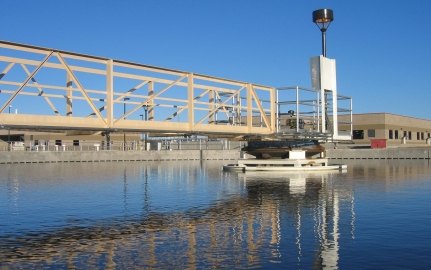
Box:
1, 159, 431, 269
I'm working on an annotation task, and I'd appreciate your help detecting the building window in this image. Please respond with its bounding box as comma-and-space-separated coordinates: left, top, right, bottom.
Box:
428, 133, 430, 139
353, 130, 364, 140
417, 132, 420, 140
55, 140, 62, 146
368, 129, 376, 138
73, 140, 80, 146
408, 131, 412, 140
34, 140, 39, 146
404, 131, 407, 138
395, 130, 399, 139
421, 132, 425, 140
389, 130, 393, 139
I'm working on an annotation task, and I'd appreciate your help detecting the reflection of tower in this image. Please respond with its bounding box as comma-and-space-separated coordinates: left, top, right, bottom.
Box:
142, 165, 150, 215
7, 175, 20, 215
289, 176, 307, 194
270, 202, 282, 261
123, 167, 128, 216
285, 172, 353, 269
319, 188, 340, 269
314, 173, 357, 270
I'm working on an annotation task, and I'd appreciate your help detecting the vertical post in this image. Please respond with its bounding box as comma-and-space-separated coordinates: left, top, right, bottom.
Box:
296, 86, 300, 132
105, 132, 111, 151
350, 98, 353, 137
188, 73, 194, 131
148, 81, 154, 121
332, 91, 339, 138
321, 88, 326, 133
66, 73, 73, 116
7, 105, 11, 151
322, 30, 327, 57
106, 60, 114, 150
230, 95, 234, 125
106, 59, 114, 128
144, 106, 148, 150
270, 87, 276, 133
312, 100, 316, 130
123, 97, 129, 151
236, 93, 241, 126
317, 90, 320, 132
276, 89, 279, 133
209, 90, 215, 124
247, 84, 253, 132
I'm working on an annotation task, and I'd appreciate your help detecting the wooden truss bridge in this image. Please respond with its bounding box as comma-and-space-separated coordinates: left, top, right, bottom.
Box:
0, 41, 352, 140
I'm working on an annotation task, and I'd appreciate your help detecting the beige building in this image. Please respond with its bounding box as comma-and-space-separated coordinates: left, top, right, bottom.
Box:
340, 113, 431, 146
2, 113, 431, 150
0, 130, 141, 151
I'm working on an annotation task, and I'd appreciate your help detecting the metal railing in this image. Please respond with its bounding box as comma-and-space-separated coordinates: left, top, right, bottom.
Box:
276, 86, 352, 140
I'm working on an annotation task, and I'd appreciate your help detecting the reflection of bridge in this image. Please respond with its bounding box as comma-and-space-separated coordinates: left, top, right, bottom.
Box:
0, 166, 354, 269
0, 41, 352, 140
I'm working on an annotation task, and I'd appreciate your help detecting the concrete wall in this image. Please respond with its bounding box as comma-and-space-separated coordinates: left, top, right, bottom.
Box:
0, 150, 241, 164
326, 148, 430, 160
3, 148, 431, 164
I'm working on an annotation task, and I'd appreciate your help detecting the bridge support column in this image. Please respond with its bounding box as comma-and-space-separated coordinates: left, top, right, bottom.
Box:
104, 132, 111, 150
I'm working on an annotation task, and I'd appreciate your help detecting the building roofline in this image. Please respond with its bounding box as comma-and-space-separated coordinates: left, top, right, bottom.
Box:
352, 112, 431, 122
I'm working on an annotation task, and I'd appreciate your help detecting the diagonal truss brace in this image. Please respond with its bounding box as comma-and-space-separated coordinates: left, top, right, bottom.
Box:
249, 86, 271, 128
214, 91, 234, 120
0, 51, 53, 113
0, 63, 14, 80
196, 89, 244, 125
20, 64, 60, 115
56, 52, 107, 125
165, 89, 210, 121
115, 74, 187, 123
87, 80, 149, 117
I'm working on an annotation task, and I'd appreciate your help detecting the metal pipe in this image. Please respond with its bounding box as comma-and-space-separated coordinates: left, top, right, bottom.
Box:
296, 86, 299, 133
322, 30, 327, 57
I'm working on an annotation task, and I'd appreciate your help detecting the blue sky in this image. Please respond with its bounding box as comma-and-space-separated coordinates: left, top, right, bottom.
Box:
2, 0, 431, 119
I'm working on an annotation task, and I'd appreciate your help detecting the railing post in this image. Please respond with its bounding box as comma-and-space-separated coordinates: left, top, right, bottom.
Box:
271, 87, 276, 133
296, 86, 299, 133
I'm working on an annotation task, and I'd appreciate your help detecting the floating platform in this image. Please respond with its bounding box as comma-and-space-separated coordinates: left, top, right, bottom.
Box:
223, 158, 347, 172
242, 139, 324, 159
224, 149, 347, 172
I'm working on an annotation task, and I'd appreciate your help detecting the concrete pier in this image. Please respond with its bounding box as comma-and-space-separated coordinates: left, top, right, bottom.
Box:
326, 148, 431, 160
0, 150, 240, 164
2, 148, 431, 165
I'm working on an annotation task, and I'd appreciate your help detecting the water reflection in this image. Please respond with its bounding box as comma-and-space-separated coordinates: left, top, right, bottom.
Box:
242, 171, 352, 269
1, 160, 431, 269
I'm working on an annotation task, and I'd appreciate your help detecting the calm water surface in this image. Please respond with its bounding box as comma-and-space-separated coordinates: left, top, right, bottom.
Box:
1, 160, 431, 269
